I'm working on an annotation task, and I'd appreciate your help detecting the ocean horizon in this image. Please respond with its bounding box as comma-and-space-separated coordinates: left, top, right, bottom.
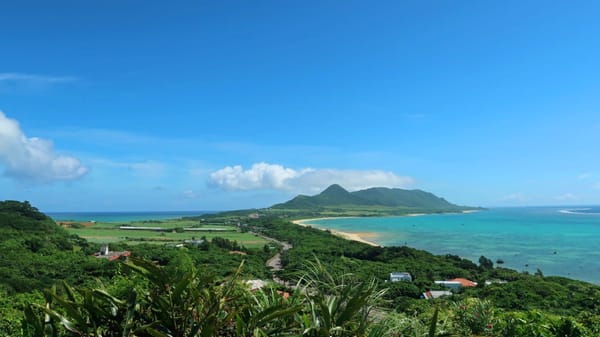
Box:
47, 211, 216, 223
306, 206, 600, 284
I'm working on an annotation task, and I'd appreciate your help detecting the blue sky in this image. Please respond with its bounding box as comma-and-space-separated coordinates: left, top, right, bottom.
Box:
1, 1, 600, 211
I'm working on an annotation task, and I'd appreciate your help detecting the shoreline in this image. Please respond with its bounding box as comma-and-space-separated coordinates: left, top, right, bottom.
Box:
293, 218, 381, 247
291, 210, 481, 247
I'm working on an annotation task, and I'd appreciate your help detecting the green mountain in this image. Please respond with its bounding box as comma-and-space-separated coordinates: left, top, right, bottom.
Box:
353, 187, 457, 208
273, 184, 468, 211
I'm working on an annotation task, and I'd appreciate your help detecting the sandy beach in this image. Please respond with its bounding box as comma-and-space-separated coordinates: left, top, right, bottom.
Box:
292, 218, 381, 247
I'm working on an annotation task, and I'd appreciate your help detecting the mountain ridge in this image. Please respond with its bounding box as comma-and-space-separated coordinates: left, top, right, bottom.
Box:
272, 184, 470, 211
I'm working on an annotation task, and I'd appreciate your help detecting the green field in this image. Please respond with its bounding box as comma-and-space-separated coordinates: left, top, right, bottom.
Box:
64, 219, 268, 248
88, 218, 233, 229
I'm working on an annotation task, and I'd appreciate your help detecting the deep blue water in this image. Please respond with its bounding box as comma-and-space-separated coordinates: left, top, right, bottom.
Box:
47, 211, 214, 223
306, 207, 600, 284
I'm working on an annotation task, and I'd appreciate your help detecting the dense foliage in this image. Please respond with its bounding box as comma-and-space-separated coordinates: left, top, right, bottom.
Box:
0, 201, 272, 336
19, 257, 600, 337
21, 257, 388, 337
126, 239, 271, 280
0, 201, 113, 294
3, 200, 600, 336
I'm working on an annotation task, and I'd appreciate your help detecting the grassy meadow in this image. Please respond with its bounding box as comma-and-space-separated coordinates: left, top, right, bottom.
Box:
62, 218, 269, 248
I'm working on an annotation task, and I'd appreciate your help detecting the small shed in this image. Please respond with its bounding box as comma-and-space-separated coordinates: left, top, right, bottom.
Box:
390, 272, 412, 282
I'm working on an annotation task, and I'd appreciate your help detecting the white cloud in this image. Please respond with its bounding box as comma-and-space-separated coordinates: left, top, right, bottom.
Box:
209, 163, 310, 191
208, 162, 414, 193
0, 111, 88, 183
0, 72, 77, 84
293, 169, 414, 193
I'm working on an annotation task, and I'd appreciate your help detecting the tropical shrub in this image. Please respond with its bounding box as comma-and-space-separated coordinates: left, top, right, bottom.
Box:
451, 298, 496, 336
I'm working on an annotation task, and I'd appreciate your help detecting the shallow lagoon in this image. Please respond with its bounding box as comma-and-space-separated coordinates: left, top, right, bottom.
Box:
308, 207, 600, 284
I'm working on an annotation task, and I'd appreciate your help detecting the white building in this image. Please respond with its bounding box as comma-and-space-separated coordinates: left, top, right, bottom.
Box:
390, 272, 412, 282
422, 290, 452, 299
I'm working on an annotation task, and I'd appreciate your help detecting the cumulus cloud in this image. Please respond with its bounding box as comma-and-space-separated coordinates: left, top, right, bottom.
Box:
0, 111, 88, 183
209, 163, 310, 190
208, 162, 414, 193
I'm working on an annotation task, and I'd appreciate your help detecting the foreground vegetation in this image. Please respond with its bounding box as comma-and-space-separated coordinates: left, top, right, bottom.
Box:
2, 200, 600, 336
22, 257, 388, 337
17, 257, 600, 337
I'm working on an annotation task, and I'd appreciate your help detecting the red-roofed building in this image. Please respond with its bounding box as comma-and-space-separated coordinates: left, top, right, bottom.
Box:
448, 278, 478, 287
434, 278, 478, 290
93, 245, 131, 261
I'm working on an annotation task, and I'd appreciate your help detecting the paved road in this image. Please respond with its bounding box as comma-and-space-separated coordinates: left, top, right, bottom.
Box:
261, 235, 292, 270
257, 234, 293, 285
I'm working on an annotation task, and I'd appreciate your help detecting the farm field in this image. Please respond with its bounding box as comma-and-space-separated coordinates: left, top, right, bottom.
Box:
63, 218, 268, 248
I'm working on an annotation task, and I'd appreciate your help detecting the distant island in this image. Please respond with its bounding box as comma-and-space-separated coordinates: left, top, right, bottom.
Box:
266, 184, 480, 218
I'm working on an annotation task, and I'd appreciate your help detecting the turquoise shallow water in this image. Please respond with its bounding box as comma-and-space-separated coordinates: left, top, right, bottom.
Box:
307, 207, 600, 284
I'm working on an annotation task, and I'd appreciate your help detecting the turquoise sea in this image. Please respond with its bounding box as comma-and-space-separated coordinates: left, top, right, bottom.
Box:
306, 207, 600, 284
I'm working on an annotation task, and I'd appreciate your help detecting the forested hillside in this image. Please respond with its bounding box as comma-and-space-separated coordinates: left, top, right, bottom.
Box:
272, 184, 475, 215
0, 201, 272, 336
0, 200, 112, 293
3, 201, 600, 336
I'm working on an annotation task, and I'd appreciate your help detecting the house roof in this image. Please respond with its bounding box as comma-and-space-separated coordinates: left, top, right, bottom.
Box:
448, 278, 477, 287
422, 290, 452, 299
94, 250, 131, 261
